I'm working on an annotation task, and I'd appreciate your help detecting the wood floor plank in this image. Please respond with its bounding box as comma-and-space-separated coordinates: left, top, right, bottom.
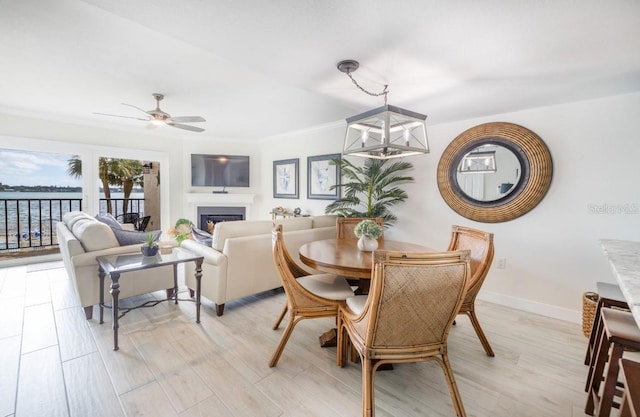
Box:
129, 326, 214, 413
16, 346, 69, 417
90, 316, 157, 396
63, 352, 125, 417
0, 296, 24, 339
21, 302, 57, 354
120, 381, 179, 417
24, 269, 52, 307
0, 266, 26, 299
55, 306, 97, 361
50, 279, 80, 311
0, 335, 21, 417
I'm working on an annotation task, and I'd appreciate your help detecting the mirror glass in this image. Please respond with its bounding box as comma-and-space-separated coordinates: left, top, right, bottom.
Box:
455, 145, 522, 202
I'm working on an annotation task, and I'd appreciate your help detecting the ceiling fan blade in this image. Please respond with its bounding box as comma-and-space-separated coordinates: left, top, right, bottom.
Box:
93, 112, 149, 121
121, 103, 151, 115
170, 116, 206, 123
167, 122, 205, 132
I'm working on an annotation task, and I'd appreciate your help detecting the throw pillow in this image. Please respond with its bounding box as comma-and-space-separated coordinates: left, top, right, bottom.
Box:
112, 228, 161, 247
96, 213, 123, 229
191, 225, 213, 247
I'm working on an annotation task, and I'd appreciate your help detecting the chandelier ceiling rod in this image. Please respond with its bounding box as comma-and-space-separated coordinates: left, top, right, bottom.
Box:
337, 60, 388, 105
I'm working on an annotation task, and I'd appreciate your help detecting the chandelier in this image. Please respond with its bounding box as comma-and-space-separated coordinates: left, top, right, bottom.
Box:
338, 60, 429, 159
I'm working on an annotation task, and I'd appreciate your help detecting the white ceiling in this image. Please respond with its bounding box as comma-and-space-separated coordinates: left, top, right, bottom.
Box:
1, 0, 639, 141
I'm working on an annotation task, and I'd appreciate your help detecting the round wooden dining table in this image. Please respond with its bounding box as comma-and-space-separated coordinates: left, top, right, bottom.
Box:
299, 238, 430, 279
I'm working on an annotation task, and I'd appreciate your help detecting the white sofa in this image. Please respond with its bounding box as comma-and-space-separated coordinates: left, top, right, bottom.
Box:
180, 215, 337, 316
56, 211, 174, 319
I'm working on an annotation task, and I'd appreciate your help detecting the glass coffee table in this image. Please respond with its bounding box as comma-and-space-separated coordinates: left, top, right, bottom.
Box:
96, 247, 204, 350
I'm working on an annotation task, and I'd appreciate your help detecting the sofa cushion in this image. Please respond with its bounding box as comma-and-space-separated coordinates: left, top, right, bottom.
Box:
275, 217, 313, 231
95, 213, 123, 229
64, 211, 94, 230
312, 215, 338, 229
73, 219, 119, 251
112, 228, 161, 246
212, 220, 273, 251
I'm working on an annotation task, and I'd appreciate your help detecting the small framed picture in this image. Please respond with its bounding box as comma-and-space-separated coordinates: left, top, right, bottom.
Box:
307, 153, 341, 200
273, 158, 299, 199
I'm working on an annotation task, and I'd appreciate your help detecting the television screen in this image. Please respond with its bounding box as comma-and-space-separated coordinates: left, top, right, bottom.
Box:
191, 154, 250, 187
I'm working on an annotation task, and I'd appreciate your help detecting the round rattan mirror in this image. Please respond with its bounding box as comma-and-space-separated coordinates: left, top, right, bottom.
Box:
437, 122, 553, 223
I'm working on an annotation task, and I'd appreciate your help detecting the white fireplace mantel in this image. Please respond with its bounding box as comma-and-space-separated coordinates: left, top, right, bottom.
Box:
185, 193, 255, 220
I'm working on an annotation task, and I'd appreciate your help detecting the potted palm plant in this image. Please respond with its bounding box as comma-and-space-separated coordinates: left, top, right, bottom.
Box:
324, 158, 414, 226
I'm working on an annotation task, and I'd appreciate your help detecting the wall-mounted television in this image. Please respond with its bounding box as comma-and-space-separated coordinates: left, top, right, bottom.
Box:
191, 154, 250, 187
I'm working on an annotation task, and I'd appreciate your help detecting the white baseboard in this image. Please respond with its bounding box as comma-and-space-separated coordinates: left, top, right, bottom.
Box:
478, 289, 582, 324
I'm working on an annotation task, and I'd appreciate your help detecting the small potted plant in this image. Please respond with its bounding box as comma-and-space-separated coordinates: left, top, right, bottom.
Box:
354, 219, 383, 252
141, 232, 159, 257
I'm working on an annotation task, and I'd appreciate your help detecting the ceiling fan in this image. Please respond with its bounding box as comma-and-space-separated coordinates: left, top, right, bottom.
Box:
95, 93, 206, 132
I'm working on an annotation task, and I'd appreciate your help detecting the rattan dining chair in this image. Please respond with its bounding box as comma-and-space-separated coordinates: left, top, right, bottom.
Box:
336, 217, 385, 242
447, 225, 495, 357
337, 249, 471, 417
269, 224, 354, 367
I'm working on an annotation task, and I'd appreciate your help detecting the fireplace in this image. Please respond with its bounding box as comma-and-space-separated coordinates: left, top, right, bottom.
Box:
197, 206, 245, 231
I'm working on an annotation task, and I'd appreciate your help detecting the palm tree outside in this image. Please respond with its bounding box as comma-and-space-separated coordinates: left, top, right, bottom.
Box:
324, 158, 414, 226
67, 157, 143, 215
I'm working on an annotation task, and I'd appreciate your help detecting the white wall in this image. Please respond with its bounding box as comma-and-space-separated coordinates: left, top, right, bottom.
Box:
258, 92, 640, 323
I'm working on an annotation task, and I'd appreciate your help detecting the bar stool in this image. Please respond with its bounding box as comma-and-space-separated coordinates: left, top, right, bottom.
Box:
619, 358, 640, 417
585, 308, 640, 416
585, 282, 629, 365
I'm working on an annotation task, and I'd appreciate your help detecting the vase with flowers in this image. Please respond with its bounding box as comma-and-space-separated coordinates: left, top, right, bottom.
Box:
354, 219, 383, 252
167, 218, 193, 245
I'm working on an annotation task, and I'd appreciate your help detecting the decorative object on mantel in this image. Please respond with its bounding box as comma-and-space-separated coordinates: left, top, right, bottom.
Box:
325, 158, 413, 226
141, 232, 159, 257
273, 158, 299, 199
337, 59, 429, 159
167, 218, 194, 244
354, 219, 382, 252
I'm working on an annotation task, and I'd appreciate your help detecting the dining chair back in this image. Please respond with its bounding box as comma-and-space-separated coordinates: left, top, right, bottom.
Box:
447, 225, 495, 356
336, 217, 384, 242
337, 249, 471, 417
269, 224, 354, 367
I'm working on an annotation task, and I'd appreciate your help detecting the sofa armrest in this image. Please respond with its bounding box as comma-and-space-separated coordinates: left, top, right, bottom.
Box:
181, 240, 226, 265
71, 244, 145, 267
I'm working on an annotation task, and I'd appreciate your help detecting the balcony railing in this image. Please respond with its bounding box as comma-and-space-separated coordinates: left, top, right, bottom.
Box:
0, 198, 144, 255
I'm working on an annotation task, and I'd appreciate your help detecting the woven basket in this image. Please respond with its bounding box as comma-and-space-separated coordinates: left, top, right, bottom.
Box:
582, 292, 599, 338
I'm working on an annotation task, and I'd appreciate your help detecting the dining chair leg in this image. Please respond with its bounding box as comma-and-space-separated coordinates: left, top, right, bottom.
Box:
272, 303, 288, 330
269, 314, 302, 367
465, 308, 495, 357
337, 316, 346, 367
362, 358, 377, 417
438, 355, 468, 417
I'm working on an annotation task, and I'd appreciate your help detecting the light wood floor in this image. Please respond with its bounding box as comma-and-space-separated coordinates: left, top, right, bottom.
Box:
0, 261, 598, 417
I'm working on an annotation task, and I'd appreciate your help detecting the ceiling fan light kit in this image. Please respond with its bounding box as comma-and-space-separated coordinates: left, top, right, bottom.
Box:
95, 93, 206, 132
337, 59, 429, 159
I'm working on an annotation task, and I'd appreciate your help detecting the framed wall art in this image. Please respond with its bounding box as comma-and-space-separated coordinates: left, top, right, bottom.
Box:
307, 153, 341, 200
273, 158, 299, 199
